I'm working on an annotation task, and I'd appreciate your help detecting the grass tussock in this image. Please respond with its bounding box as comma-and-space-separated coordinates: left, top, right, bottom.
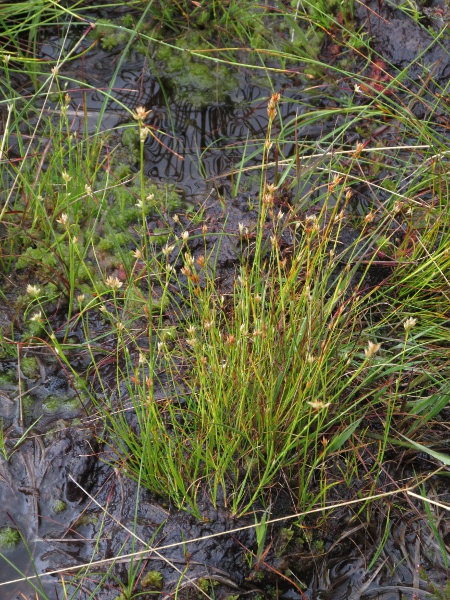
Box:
1, 0, 450, 596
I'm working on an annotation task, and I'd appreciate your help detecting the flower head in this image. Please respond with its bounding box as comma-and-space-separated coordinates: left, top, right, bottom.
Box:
403, 317, 417, 333
364, 341, 381, 359
307, 400, 331, 411
162, 244, 175, 257
62, 170, 71, 183
105, 276, 123, 290
140, 127, 150, 143
56, 213, 68, 227
132, 106, 152, 122
27, 284, 42, 297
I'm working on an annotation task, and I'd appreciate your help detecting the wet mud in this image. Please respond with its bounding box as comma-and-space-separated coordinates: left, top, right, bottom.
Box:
2, 1, 450, 598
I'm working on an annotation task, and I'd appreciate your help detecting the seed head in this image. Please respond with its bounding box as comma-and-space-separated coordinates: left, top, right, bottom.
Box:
307, 400, 331, 411
56, 213, 69, 227
27, 284, 42, 297
132, 106, 152, 122
364, 341, 381, 359
353, 142, 364, 158
105, 276, 123, 290
403, 317, 417, 333
162, 244, 175, 257
139, 127, 150, 143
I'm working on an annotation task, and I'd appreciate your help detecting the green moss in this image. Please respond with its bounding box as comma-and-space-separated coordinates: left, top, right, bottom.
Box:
16, 246, 57, 271
21, 357, 39, 379
0, 370, 16, 386
89, 19, 132, 51
141, 570, 163, 590
97, 232, 131, 253
0, 527, 20, 549
42, 395, 80, 414
155, 32, 237, 108
52, 499, 67, 514
121, 127, 140, 151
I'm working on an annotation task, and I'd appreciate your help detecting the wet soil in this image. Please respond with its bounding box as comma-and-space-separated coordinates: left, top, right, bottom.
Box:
2, 1, 450, 598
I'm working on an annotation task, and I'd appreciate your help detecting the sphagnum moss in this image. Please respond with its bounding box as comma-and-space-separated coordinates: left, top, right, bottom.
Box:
0, 527, 20, 550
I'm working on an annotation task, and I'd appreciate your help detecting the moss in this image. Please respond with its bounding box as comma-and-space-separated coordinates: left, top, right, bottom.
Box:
21, 357, 39, 379
141, 570, 163, 590
42, 395, 80, 414
0, 370, 16, 386
97, 232, 131, 253
16, 246, 58, 271
121, 127, 140, 151
0, 526, 20, 549
89, 19, 132, 51
155, 31, 237, 108
52, 499, 67, 514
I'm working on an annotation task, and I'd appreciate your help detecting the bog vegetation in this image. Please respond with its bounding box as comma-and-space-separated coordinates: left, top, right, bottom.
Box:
1, 0, 450, 597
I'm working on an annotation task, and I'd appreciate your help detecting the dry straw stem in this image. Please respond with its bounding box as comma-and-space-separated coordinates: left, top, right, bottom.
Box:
0, 471, 442, 589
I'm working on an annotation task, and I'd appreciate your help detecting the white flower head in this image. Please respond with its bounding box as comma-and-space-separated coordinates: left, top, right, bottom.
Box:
56, 213, 68, 227
403, 317, 417, 333
105, 276, 123, 290
27, 284, 42, 297
140, 127, 150, 143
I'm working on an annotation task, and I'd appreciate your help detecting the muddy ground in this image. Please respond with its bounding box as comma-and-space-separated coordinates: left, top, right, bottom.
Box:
1, 1, 450, 598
